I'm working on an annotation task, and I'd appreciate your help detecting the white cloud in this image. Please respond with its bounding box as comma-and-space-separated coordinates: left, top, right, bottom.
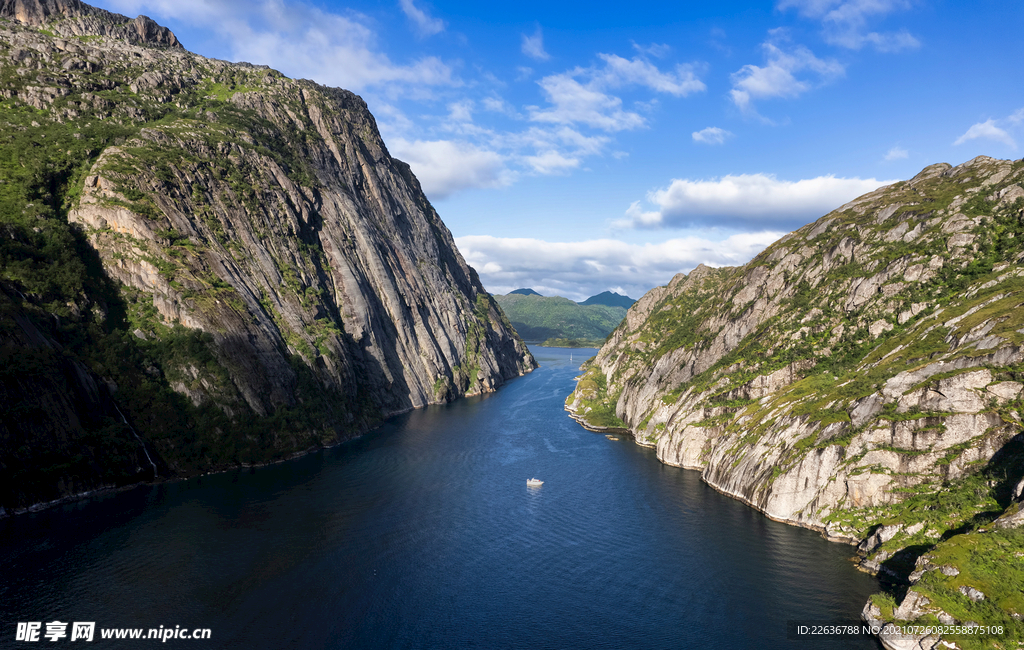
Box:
593, 54, 705, 96
399, 0, 445, 37
521, 28, 550, 61
530, 55, 705, 132
102, 0, 701, 200
498, 126, 608, 174
104, 0, 457, 92
529, 74, 645, 132
388, 139, 512, 200
103, 0, 222, 21
456, 233, 784, 302
730, 38, 843, 115
884, 146, 908, 161
632, 42, 672, 58
778, 0, 920, 52
522, 150, 580, 175
447, 100, 474, 123
616, 173, 895, 230
692, 126, 733, 145
954, 117, 1018, 150
481, 97, 507, 112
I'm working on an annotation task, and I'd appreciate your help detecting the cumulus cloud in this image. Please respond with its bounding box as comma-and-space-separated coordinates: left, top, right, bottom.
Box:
616, 173, 896, 230
778, 0, 920, 52
730, 37, 843, 115
388, 139, 512, 200
399, 0, 445, 37
456, 233, 784, 302
692, 126, 733, 145
521, 28, 550, 61
104, 0, 456, 92
954, 117, 1018, 150
530, 55, 704, 131
884, 145, 908, 161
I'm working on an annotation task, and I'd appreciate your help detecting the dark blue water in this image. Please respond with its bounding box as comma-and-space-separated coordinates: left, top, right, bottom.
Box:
1, 346, 880, 649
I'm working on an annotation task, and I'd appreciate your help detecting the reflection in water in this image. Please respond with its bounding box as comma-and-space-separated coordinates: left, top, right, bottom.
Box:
0, 346, 880, 649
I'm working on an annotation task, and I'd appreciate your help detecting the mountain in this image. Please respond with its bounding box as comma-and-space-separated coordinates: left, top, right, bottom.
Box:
509, 287, 542, 296
568, 157, 1024, 641
0, 0, 535, 513
580, 291, 635, 309
494, 293, 626, 347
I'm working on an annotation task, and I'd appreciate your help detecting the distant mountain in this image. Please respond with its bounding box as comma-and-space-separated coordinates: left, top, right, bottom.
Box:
581, 291, 635, 309
494, 293, 627, 346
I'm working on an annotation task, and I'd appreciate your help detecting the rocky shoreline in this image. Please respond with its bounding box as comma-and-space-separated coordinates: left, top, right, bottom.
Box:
567, 157, 1024, 648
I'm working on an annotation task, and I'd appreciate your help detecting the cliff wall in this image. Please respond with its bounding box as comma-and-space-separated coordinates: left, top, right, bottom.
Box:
0, 0, 535, 512
568, 157, 1024, 641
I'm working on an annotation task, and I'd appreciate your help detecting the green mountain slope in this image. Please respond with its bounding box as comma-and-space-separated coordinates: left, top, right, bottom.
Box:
494, 293, 626, 346
0, 0, 534, 513
580, 291, 635, 308
568, 157, 1024, 645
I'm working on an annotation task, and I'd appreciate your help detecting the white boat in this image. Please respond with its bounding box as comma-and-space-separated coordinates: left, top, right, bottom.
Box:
527, 478, 544, 487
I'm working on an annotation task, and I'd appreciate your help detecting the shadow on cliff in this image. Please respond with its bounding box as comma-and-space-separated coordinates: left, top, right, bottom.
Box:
867, 432, 1024, 594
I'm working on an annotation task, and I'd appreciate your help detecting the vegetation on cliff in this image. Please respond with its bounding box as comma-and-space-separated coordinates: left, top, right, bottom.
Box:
494, 292, 628, 346
567, 156, 1024, 643
580, 291, 635, 309
0, 1, 534, 513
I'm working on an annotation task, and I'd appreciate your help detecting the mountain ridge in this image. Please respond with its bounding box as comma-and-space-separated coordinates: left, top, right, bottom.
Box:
1, 0, 180, 46
580, 290, 635, 309
494, 292, 626, 346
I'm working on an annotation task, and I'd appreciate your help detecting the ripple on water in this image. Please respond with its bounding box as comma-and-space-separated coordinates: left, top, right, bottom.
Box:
0, 346, 880, 649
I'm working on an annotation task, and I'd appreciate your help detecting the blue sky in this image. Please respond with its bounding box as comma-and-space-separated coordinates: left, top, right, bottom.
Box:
98, 0, 1024, 301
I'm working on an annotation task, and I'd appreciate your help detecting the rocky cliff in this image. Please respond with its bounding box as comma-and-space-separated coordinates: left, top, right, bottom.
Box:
0, 0, 535, 513
568, 157, 1024, 645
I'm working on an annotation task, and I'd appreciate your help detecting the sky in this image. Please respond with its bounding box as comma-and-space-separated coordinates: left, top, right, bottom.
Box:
95, 0, 1024, 301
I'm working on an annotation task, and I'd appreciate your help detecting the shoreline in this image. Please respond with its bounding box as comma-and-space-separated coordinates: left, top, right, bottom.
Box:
566, 404, 864, 547
2, 371, 538, 520
566, 403, 895, 644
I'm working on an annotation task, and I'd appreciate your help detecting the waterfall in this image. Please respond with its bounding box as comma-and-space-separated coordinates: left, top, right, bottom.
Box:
114, 404, 158, 478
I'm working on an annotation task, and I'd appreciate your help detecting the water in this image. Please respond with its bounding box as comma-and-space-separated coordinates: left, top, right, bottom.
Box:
1, 346, 880, 649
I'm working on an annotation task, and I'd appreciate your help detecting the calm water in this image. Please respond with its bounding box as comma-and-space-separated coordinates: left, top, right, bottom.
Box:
1, 346, 880, 649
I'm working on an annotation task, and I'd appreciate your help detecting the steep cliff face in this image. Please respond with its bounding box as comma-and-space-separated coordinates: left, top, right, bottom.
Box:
0, 0, 534, 512
568, 157, 1024, 639
0, 0, 178, 46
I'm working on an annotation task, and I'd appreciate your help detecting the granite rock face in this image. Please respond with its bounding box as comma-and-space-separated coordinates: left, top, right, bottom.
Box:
0, 0, 534, 510
0, 0, 178, 46
569, 156, 1024, 537
567, 156, 1024, 640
